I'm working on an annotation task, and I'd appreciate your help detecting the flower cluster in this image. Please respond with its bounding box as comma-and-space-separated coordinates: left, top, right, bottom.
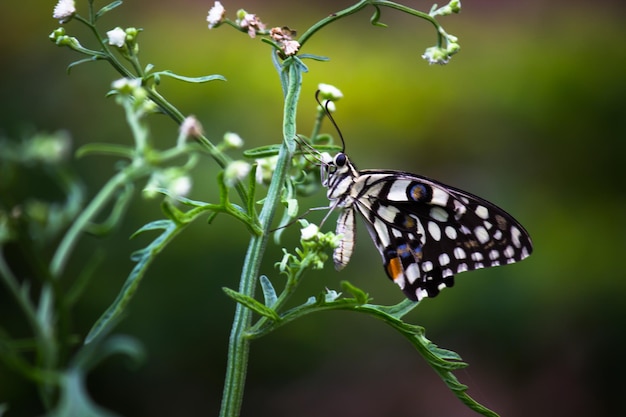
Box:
269, 26, 300, 57
236, 9, 266, 38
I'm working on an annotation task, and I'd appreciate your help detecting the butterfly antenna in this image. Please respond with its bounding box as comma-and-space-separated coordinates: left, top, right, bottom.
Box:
315, 90, 346, 153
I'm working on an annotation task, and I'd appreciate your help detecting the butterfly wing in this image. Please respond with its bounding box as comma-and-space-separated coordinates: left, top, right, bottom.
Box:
352, 170, 533, 301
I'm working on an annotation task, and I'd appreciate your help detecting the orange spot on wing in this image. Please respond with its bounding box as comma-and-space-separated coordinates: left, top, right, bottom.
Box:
386, 257, 403, 281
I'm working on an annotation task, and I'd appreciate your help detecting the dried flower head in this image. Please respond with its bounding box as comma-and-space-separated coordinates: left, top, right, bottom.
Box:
269, 26, 300, 57
236, 10, 266, 38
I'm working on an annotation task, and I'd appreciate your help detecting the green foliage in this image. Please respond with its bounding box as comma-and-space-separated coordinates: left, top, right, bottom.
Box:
1, 1, 507, 416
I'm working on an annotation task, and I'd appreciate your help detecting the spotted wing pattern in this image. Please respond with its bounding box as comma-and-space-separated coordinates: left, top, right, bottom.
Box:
322, 153, 533, 301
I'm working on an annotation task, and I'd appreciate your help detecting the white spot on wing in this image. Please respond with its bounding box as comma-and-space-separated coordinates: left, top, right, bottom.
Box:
474, 225, 490, 244
454, 247, 466, 260
445, 226, 457, 240
438, 253, 450, 266
429, 206, 448, 222
511, 226, 522, 248
428, 221, 441, 241
431, 187, 450, 205
405, 263, 420, 284
475, 205, 489, 219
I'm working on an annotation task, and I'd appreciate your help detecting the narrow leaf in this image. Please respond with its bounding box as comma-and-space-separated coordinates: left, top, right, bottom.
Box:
259, 275, 278, 308
76, 143, 134, 159
149, 71, 226, 84
95, 0, 123, 20
340, 280, 369, 304
86, 220, 181, 343
222, 287, 280, 321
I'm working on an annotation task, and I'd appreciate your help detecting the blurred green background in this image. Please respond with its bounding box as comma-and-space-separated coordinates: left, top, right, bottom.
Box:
1, 0, 625, 416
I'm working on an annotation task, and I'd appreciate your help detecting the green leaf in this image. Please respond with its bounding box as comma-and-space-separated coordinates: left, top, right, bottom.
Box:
372, 298, 418, 319
243, 143, 342, 158
85, 183, 134, 236
95, 0, 123, 20
259, 275, 278, 308
67, 57, 100, 74
148, 71, 226, 84
298, 53, 330, 62
370, 5, 388, 27
44, 370, 120, 417
340, 280, 369, 303
76, 143, 134, 159
86, 220, 182, 343
222, 287, 280, 321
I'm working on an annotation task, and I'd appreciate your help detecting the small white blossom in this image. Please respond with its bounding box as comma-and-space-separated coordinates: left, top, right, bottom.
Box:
143, 169, 192, 200
207, 1, 226, 29
324, 288, 342, 302
111, 77, 141, 92
255, 156, 278, 185
180, 116, 203, 139
53, 0, 76, 23
300, 223, 319, 241
318, 83, 343, 101
224, 160, 252, 187
107, 27, 127, 48
320, 100, 336, 113
421, 46, 450, 65
169, 175, 192, 198
223, 132, 244, 149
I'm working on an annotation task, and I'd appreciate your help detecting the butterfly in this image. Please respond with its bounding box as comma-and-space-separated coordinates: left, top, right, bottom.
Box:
320, 150, 533, 301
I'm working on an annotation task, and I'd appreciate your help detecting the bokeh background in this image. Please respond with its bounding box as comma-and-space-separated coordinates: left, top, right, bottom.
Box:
1, 0, 625, 416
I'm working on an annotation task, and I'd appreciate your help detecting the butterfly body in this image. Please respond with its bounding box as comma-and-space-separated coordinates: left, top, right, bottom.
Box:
322, 152, 533, 301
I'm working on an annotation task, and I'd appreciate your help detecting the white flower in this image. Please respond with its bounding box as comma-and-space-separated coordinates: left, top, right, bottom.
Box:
300, 223, 319, 241
224, 160, 252, 187
320, 100, 336, 113
169, 175, 192, 198
179, 116, 203, 139
111, 77, 141, 92
223, 132, 244, 149
255, 156, 278, 185
53, 0, 76, 23
207, 1, 226, 29
107, 27, 127, 48
318, 83, 343, 101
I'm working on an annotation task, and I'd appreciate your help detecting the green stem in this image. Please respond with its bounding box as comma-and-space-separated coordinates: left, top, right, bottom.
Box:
219, 60, 302, 417
49, 164, 149, 278
298, 0, 443, 48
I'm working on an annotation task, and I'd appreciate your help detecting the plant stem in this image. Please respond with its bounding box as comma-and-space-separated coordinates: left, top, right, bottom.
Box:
219, 60, 302, 417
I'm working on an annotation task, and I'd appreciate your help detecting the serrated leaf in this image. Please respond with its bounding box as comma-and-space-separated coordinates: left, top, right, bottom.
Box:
86, 220, 181, 343
222, 287, 280, 321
